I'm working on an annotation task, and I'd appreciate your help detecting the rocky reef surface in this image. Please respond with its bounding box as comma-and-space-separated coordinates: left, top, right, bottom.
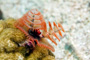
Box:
0, 18, 55, 60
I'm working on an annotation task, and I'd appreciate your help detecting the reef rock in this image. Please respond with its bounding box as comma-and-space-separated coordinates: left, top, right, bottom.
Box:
0, 18, 55, 60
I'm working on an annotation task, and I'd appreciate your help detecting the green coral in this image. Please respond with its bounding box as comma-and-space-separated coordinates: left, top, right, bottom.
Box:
0, 18, 55, 60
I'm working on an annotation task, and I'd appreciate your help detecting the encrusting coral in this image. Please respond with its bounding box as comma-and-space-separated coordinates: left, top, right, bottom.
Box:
42, 55, 55, 60
0, 18, 25, 52
0, 18, 55, 60
0, 52, 25, 60
27, 46, 55, 60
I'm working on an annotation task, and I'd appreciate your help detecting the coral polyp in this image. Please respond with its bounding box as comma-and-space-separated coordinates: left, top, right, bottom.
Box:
15, 9, 64, 52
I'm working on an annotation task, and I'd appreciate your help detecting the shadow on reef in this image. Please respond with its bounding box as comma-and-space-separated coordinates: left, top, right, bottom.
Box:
0, 10, 3, 19
0, 18, 55, 60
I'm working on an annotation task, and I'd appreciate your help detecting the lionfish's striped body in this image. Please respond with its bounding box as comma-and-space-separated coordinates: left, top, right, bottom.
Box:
15, 9, 64, 52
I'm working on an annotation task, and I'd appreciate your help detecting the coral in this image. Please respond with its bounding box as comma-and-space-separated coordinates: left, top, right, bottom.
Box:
0, 52, 25, 60
0, 18, 55, 60
42, 55, 55, 60
0, 28, 25, 43
0, 20, 7, 33
27, 45, 55, 60
0, 19, 25, 52
0, 38, 18, 52
5, 18, 16, 28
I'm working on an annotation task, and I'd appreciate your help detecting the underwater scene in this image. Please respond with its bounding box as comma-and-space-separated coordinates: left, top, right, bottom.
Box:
0, 0, 90, 60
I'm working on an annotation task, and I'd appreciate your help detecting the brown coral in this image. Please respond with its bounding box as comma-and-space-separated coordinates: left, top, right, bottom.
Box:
0, 52, 25, 60
0, 18, 55, 60
0, 19, 25, 52
27, 45, 55, 60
